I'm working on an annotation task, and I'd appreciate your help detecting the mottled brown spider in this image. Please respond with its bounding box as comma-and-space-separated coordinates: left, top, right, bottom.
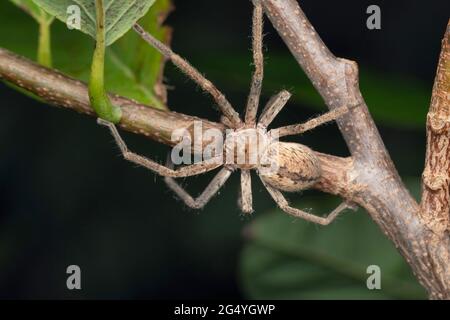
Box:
98, 1, 355, 225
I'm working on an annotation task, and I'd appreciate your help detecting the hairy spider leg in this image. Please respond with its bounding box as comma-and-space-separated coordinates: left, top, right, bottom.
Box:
245, 1, 264, 125
164, 169, 232, 209
260, 177, 355, 225
163, 155, 232, 209
98, 119, 222, 177
270, 105, 351, 138
133, 24, 242, 128
239, 170, 253, 213
257, 90, 292, 129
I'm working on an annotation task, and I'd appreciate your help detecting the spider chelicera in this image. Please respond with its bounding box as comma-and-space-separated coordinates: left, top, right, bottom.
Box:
98, 1, 355, 225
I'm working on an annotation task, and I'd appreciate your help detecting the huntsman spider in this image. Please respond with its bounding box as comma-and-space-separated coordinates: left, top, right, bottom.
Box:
98, 1, 356, 225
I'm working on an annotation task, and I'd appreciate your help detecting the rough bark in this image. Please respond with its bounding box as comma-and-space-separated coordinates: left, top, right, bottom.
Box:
0, 0, 449, 299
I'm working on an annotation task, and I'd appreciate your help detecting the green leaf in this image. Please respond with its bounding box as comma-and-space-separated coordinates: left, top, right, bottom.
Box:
33, 0, 156, 46
9, 0, 53, 24
240, 184, 426, 299
1, 0, 169, 109
107, 0, 172, 109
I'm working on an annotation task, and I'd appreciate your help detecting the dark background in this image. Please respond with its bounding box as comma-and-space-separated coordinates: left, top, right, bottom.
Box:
0, 0, 449, 299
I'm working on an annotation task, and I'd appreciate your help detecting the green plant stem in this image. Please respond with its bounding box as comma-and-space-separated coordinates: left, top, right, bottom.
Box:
37, 18, 52, 67
88, 0, 122, 123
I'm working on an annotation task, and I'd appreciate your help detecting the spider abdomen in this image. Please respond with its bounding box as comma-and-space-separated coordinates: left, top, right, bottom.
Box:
259, 142, 322, 192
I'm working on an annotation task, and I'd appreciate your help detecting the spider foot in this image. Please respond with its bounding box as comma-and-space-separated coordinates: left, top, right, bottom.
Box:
97, 117, 113, 127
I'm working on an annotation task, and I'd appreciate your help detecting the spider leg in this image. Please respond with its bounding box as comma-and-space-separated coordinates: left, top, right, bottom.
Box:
133, 24, 242, 128
220, 115, 235, 128
164, 168, 232, 210
245, 1, 264, 125
270, 105, 350, 138
98, 119, 222, 177
239, 170, 253, 213
260, 177, 355, 225
257, 90, 292, 129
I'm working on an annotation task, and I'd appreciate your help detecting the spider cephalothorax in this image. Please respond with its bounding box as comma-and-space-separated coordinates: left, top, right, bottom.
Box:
98, 0, 355, 225
222, 125, 321, 190
223, 127, 271, 170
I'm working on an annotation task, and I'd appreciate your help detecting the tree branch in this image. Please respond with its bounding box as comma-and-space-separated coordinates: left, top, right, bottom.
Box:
261, 0, 450, 299
0, 47, 225, 153
421, 21, 450, 234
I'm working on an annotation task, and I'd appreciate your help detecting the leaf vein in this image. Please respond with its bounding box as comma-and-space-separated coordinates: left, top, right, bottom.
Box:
72, 0, 96, 25
105, 0, 136, 34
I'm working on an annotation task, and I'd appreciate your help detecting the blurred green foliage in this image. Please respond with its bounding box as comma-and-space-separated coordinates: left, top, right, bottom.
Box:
240, 179, 426, 299
9, 0, 54, 66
